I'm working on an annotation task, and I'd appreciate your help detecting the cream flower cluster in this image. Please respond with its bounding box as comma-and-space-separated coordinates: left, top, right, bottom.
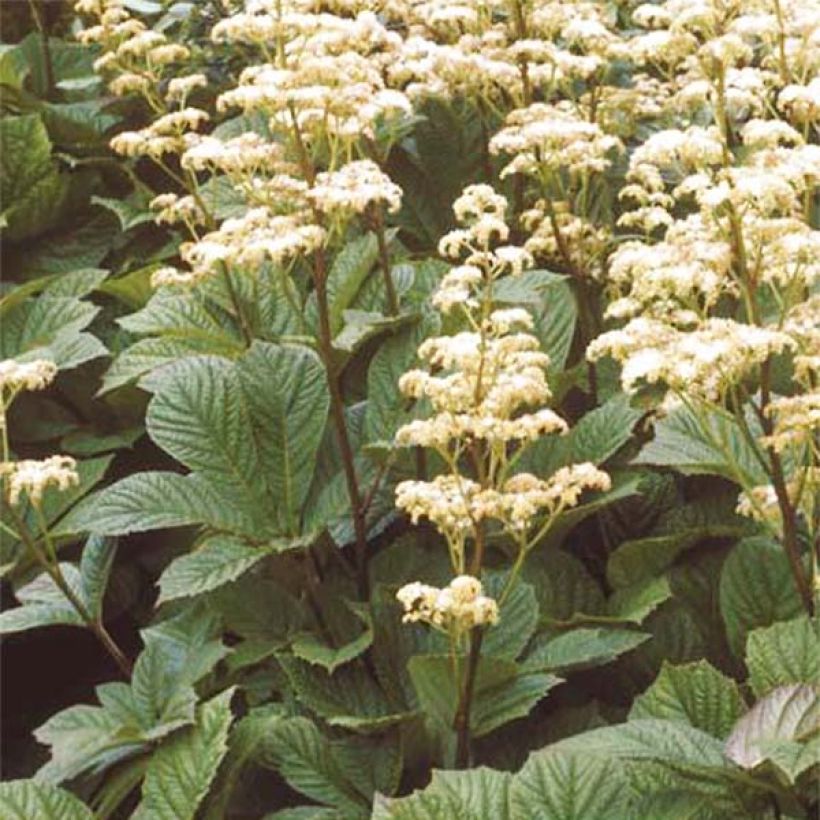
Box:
395, 185, 611, 588
396, 576, 499, 634
0, 359, 57, 395
588, 318, 795, 400
2, 456, 80, 506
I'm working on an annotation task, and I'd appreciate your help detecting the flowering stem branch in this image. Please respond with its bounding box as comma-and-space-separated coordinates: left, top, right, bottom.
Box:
759, 362, 814, 614
454, 627, 484, 768
6, 503, 133, 677
313, 247, 370, 598
375, 212, 400, 316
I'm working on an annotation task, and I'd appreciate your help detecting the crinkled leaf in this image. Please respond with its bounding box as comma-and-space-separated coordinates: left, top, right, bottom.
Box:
237, 342, 329, 533
510, 749, 633, 819
372, 767, 512, 820
745, 616, 820, 698
133, 688, 235, 820
0, 780, 94, 819
725, 684, 819, 780
525, 628, 648, 674
629, 661, 746, 739
719, 537, 804, 657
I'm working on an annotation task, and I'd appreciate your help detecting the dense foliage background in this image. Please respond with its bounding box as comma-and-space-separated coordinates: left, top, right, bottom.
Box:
1, 0, 817, 818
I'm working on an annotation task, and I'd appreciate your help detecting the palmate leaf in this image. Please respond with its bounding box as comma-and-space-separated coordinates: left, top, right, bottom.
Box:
132, 688, 235, 820
0, 780, 93, 820
372, 768, 512, 820
629, 661, 746, 739
745, 616, 820, 698
719, 536, 804, 657
725, 684, 820, 781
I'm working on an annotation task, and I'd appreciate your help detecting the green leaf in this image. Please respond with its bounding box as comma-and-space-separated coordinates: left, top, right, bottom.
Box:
629, 661, 746, 739
633, 403, 767, 486
725, 684, 819, 780
0, 780, 94, 819
745, 616, 820, 698
237, 342, 329, 532
291, 623, 373, 674
323, 233, 380, 335
0, 114, 69, 241
607, 493, 754, 588
100, 336, 239, 395
408, 654, 560, 738
522, 395, 641, 477
372, 767, 512, 820
258, 717, 369, 817
510, 749, 632, 819
719, 536, 804, 657
607, 576, 672, 624
525, 628, 648, 674
158, 535, 290, 604
364, 311, 439, 445
79, 535, 116, 621
119, 293, 242, 347
480, 576, 539, 661
279, 655, 412, 733
134, 688, 235, 820
55, 471, 258, 538
0, 295, 105, 369
0, 564, 84, 634
146, 356, 273, 533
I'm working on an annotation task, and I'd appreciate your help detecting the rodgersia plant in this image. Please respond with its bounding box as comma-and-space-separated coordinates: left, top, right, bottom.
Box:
2, 0, 819, 817
393, 184, 610, 763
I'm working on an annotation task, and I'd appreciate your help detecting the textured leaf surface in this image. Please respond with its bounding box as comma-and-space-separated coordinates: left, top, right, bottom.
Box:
719, 537, 803, 657
134, 688, 234, 820
629, 661, 746, 738
237, 342, 328, 532
0, 780, 93, 819
56, 471, 257, 537
0, 565, 84, 634
525, 628, 648, 674
157, 535, 276, 603
745, 617, 820, 697
258, 717, 369, 817
633, 403, 767, 486
511, 749, 632, 819
372, 768, 512, 820
725, 684, 819, 778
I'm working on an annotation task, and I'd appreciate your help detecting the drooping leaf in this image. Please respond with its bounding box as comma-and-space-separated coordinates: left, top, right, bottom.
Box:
75, 535, 115, 622
629, 661, 746, 739
725, 684, 819, 781
0, 780, 94, 819
0, 564, 84, 635
133, 688, 235, 820
745, 616, 820, 698
719, 536, 804, 657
